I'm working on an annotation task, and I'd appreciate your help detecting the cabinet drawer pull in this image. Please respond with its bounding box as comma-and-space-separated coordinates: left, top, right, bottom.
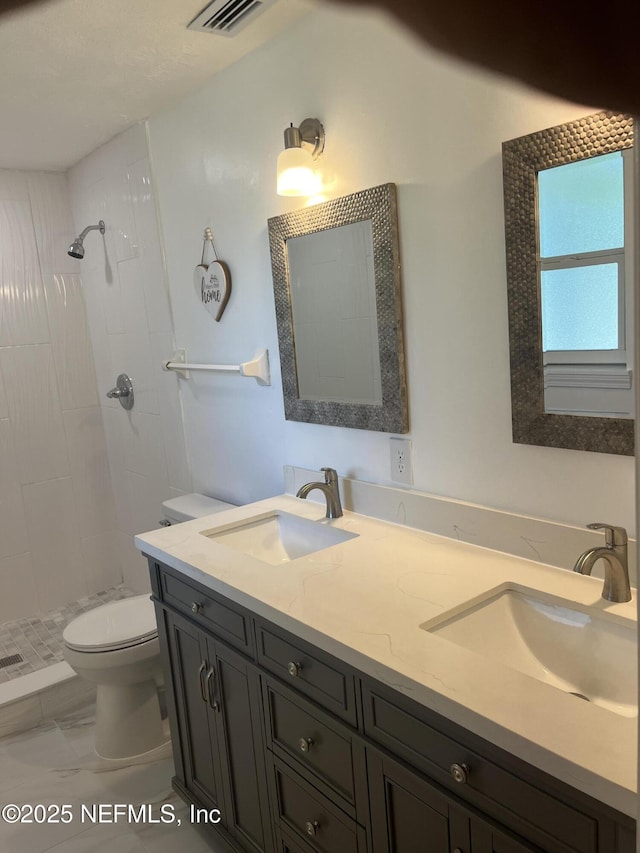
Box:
298, 737, 314, 753
205, 666, 220, 711
191, 601, 202, 614
287, 661, 302, 677
198, 661, 207, 703
450, 763, 470, 784
304, 820, 319, 837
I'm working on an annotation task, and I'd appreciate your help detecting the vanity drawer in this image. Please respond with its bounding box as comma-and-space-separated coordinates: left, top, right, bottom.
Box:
263, 677, 367, 812
157, 565, 254, 655
361, 680, 598, 853
275, 826, 323, 853
256, 622, 357, 725
268, 754, 367, 853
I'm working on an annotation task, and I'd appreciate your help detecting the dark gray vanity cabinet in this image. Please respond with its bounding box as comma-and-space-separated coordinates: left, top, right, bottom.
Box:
261, 674, 370, 853
155, 595, 274, 853
360, 678, 634, 853
367, 747, 470, 852
159, 608, 227, 818
210, 636, 274, 853
470, 822, 540, 853
367, 747, 540, 853
148, 558, 636, 853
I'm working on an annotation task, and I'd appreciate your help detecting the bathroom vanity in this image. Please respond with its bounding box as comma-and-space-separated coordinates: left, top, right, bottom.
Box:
136, 496, 637, 853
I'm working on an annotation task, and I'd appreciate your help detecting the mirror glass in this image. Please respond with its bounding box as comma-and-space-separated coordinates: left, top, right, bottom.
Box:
502, 111, 634, 455
286, 220, 381, 406
268, 183, 408, 433
538, 149, 633, 419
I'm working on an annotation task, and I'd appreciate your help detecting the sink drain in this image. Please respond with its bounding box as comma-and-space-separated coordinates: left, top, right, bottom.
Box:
568, 691, 590, 702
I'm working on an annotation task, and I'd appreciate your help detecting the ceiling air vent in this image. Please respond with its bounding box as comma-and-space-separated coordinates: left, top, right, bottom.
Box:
187, 0, 277, 37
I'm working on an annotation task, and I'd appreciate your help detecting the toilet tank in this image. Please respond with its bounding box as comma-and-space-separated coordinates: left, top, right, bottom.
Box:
161, 493, 235, 525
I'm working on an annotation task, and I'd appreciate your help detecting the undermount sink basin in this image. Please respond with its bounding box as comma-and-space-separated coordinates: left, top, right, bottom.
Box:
420, 585, 637, 717
203, 511, 358, 565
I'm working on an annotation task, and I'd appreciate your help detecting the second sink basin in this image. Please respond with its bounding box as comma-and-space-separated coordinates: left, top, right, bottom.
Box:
420, 585, 637, 717
203, 511, 358, 565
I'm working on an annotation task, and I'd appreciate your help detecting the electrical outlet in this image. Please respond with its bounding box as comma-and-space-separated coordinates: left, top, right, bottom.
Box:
390, 437, 413, 485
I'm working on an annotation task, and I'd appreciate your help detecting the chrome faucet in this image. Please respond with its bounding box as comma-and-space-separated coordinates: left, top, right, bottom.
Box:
573, 523, 631, 603
296, 467, 343, 519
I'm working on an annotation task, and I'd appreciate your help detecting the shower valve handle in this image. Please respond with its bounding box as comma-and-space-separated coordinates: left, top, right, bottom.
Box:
106, 387, 128, 399
106, 374, 134, 410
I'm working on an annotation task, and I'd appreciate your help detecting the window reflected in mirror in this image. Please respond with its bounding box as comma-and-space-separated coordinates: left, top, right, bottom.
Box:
538, 149, 633, 418
502, 110, 634, 455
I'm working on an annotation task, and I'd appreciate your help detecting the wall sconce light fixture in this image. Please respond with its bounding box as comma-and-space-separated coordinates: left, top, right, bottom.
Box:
277, 118, 325, 197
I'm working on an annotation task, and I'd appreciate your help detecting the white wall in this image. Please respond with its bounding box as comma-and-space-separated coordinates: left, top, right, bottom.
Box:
68, 124, 191, 593
0, 170, 119, 620
146, 6, 635, 534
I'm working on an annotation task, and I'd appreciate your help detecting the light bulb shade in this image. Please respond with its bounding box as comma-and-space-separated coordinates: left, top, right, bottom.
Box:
277, 146, 319, 197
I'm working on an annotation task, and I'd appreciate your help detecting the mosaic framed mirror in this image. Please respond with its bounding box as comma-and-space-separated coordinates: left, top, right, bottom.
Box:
268, 182, 408, 433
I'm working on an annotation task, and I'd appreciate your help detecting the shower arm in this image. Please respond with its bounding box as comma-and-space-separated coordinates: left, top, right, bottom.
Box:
76, 221, 105, 241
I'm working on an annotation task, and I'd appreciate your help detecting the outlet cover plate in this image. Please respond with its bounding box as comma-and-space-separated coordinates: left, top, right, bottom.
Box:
390, 437, 413, 485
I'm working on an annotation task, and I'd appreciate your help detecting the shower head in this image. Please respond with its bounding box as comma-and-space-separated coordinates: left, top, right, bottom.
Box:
68, 220, 105, 259
67, 238, 85, 259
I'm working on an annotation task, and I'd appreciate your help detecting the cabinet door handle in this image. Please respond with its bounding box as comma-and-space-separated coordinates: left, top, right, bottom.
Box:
450, 763, 470, 784
191, 601, 202, 614
304, 820, 319, 837
287, 661, 302, 677
206, 666, 220, 711
198, 661, 208, 703
298, 737, 314, 753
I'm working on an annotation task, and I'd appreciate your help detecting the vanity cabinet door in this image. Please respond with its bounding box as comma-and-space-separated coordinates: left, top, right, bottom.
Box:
161, 607, 273, 853
160, 608, 227, 820
367, 748, 470, 853
361, 680, 601, 853
470, 818, 541, 853
208, 636, 274, 853
367, 747, 542, 853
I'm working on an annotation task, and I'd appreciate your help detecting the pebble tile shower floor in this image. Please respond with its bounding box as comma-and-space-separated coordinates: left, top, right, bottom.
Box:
0, 588, 135, 684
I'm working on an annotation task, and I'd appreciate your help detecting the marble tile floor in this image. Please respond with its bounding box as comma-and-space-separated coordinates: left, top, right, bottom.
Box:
0, 702, 227, 853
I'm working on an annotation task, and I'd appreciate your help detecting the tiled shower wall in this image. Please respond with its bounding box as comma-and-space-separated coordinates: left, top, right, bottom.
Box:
68, 123, 192, 593
0, 170, 120, 622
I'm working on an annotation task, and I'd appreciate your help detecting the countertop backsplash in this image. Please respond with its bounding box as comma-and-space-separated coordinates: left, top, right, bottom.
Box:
284, 465, 638, 586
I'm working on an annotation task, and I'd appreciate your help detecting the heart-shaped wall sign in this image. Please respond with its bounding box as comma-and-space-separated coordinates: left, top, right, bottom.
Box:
194, 260, 231, 322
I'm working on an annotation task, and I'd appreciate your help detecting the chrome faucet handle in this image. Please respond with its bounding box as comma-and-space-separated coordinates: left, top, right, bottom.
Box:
586, 523, 628, 548
321, 467, 338, 483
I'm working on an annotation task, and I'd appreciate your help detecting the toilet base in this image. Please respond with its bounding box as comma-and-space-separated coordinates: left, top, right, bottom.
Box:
94, 678, 168, 760
93, 734, 172, 768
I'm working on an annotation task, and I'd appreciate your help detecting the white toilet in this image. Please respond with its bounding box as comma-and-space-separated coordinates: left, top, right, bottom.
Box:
63, 492, 235, 760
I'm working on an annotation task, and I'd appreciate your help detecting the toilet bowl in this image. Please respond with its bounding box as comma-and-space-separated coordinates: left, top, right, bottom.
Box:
63, 492, 235, 760
63, 596, 164, 759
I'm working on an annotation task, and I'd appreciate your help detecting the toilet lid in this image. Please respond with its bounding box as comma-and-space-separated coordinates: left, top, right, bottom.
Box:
63, 595, 158, 652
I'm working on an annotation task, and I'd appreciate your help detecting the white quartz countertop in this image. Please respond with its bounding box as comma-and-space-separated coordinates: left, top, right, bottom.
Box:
135, 495, 637, 818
